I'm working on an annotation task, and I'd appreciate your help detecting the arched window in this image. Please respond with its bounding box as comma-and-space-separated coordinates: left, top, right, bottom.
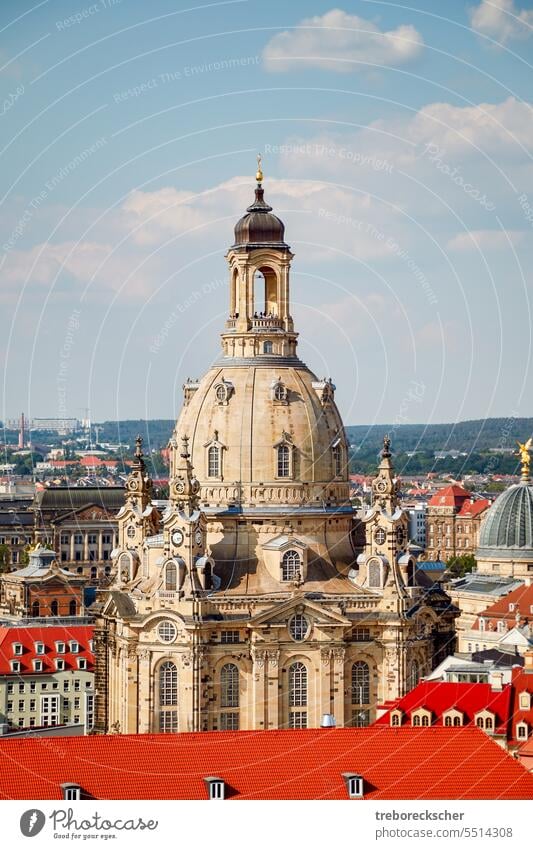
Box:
220, 663, 239, 731
352, 661, 370, 706
421, 714, 429, 727
453, 716, 461, 727
412, 714, 421, 727
263, 341, 273, 354
165, 561, 177, 591
288, 661, 307, 728
332, 444, 342, 477
90, 566, 97, 579
31, 600, 40, 617
158, 661, 178, 733
485, 715, 493, 731
208, 445, 220, 478
444, 715, 452, 727
51, 599, 58, 617
69, 599, 77, 616
476, 717, 484, 728
391, 713, 400, 727
277, 444, 290, 477
281, 550, 301, 582
273, 382, 287, 402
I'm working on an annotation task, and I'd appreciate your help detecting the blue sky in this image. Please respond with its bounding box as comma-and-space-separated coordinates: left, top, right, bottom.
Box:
1, 0, 533, 428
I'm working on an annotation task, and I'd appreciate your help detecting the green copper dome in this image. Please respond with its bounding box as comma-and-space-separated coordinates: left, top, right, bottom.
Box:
477, 480, 533, 559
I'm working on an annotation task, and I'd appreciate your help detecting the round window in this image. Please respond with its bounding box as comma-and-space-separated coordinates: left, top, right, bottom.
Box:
126, 525, 135, 539
157, 621, 177, 643
289, 614, 310, 642
374, 528, 386, 545
215, 384, 227, 402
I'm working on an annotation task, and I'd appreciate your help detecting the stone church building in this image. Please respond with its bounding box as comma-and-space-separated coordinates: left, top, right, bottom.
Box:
93, 166, 457, 734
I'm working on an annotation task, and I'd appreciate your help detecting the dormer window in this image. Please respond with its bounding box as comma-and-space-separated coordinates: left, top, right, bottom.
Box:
33, 659, 43, 672
390, 710, 402, 727
274, 433, 294, 478
61, 783, 81, 801
509, 603, 515, 612
411, 708, 431, 727
55, 642, 65, 654
35, 642, 45, 655
56, 658, 65, 671
281, 550, 301, 582
342, 773, 364, 799
204, 777, 225, 800
516, 722, 528, 741
70, 641, 79, 653
77, 657, 87, 670
443, 709, 463, 727
475, 711, 495, 733
519, 692, 531, 710
214, 380, 234, 405
10, 660, 21, 672
12, 643, 23, 656
204, 431, 225, 480
271, 378, 288, 404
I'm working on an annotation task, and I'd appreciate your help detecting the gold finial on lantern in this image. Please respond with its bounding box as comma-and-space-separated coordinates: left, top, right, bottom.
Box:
256, 153, 263, 183
517, 438, 532, 480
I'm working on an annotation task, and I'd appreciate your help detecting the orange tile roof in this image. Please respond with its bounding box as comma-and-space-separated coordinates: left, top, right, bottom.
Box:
0, 727, 532, 800
428, 485, 471, 508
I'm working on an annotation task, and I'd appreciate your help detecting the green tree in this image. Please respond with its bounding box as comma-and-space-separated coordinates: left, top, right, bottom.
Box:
446, 553, 477, 578
0, 544, 11, 573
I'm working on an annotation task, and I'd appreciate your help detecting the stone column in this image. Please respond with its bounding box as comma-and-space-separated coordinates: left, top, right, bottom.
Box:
98, 531, 103, 563
332, 648, 345, 727
69, 533, 75, 563
266, 650, 280, 729
83, 532, 89, 562
320, 649, 332, 721
251, 649, 267, 730
135, 648, 150, 734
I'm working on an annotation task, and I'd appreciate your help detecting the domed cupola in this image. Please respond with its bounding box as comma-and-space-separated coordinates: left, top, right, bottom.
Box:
232, 156, 289, 250
477, 439, 533, 560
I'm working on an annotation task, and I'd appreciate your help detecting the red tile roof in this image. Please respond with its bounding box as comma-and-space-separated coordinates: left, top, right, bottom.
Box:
509, 667, 533, 746
0, 626, 93, 675
374, 680, 511, 734
473, 583, 533, 630
457, 498, 490, 518
0, 727, 532, 800
428, 485, 471, 508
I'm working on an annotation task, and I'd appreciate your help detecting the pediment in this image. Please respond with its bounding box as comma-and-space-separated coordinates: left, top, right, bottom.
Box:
101, 590, 137, 619
54, 504, 113, 522
248, 596, 350, 628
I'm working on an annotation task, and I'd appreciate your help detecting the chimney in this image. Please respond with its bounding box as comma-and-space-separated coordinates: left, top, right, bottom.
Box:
489, 671, 503, 691
320, 713, 336, 728
523, 650, 533, 672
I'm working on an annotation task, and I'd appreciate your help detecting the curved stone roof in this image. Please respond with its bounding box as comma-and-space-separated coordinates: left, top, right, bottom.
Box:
477, 480, 533, 559
233, 185, 289, 250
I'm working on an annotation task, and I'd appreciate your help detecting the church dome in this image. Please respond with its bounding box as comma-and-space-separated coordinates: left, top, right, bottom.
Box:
233, 184, 288, 249
477, 480, 533, 559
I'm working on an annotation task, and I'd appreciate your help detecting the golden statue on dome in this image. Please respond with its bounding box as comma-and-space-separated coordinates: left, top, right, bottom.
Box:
256, 153, 263, 183
517, 437, 532, 479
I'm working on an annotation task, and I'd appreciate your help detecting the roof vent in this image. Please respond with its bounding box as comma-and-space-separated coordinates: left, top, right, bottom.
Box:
342, 773, 364, 799
204, 776, 225, 800
320, 713, 336, 727
61, 783, 81, 800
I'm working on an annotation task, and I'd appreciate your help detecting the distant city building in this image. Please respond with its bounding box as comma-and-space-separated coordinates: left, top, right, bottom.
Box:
425, 484, 490, 560
30, 418, 81, 434
0, 624, 94, 732
458, 582, 533, 656
0, 497, 34, 567
407, 502, 427, 548
33, 488, 124, 585
0, 545, 85, 621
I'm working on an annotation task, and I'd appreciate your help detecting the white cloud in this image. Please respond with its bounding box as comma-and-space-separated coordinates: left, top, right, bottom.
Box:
263, 8, 423, 73
447, 229, 524, 251
470, 0, 533, 43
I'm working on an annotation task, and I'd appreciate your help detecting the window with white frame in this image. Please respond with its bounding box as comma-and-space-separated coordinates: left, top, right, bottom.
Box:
56, 658, 65, 671
289, 614, 309, 642
85, 693, 95, 732
516, 722, 528, 740
62, 784, 81, 800
288, 661, 307, 728
70, 641, 79, 653
11, 660, 20, 673
13, 643, 23, 656
281, 549, 301, 582
56, 642, 65, 654
40, 694, 60, 727
220, 663, 239, 730
277, 443, 290, 477
352, 661, 370, 706
208, 445, 220, 478
519, 692, 531, 710
158, 661, 178, 733
35, 642, 45, 654
33, 660, 43, 672
77, 658, 87, 670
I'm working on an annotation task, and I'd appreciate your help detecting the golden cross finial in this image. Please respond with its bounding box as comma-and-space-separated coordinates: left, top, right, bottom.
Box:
517, 438, 532, 480
256, 153, 263, 183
